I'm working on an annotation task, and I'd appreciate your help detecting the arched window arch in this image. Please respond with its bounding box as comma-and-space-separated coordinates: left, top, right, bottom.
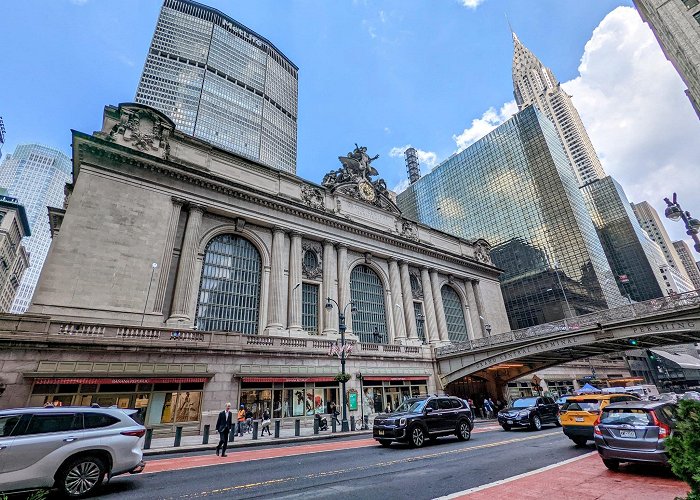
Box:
195, 234, 262, 334
441, 285, 468, 342
350, 265, 387, 343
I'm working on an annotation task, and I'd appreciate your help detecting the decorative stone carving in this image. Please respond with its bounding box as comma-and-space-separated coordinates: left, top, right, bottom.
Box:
409, 271, 423, 299
301, 240, 323, 280
321, 144, 401, 215
396, 219, 419, 241
473, 239, 492, 264
301, 184, 326, 211
235, 217, 246, 232
99, 103, 173, 160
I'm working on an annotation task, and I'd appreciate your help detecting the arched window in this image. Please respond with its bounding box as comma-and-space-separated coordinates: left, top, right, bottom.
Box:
195, 234, 261, 334
350, 265, 387, 343
441, 285, 468, 342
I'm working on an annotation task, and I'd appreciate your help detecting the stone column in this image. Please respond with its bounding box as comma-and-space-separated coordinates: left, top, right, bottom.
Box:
168, 204, 205, 324
472, 279, 487, 337
267, 228, 287, 330
430, 269, 449, 342
336, 244, 352, 333
420, 268, 439, 343
153, 198, 184, 313
287, 232, 302, 331
388, 259, 407, 342
464, 278, 481, 338
399, 262, 418, 340
322, 240, 338, 335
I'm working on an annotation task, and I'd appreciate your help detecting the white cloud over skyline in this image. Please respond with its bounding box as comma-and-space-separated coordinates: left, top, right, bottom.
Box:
452, 100, 518, 152
459, 0, 485, 9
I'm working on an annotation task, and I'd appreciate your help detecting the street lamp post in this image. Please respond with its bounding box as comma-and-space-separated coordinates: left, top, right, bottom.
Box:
325, 298, 357, 432
664, 192, 700, 253
141, 263, 158, 327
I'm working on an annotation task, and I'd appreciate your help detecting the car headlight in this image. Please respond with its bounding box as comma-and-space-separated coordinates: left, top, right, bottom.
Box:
518, 410, 530, 417
399, 417, 407, 427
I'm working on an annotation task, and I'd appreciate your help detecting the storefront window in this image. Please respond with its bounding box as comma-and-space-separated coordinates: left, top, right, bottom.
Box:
175, 391, 201, 422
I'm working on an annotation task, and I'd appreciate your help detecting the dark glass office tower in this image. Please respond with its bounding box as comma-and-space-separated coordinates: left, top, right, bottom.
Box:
397, 106, 626, 329
580, 176, 665, 302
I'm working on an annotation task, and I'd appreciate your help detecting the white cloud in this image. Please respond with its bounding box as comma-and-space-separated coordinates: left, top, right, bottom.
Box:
452, 100, 517, 151
392, 178, 411, 194
389, 145, 438, 169
459, 0, 485, 9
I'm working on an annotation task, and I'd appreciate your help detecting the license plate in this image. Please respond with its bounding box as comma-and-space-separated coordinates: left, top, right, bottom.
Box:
619, 430, 635, 438
507, 420, 513, 424
377, 430, 384, 436
575, 417, 584, 422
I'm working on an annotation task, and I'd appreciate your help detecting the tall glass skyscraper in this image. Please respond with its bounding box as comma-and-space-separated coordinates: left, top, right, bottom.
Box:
397, 106, 626, 329
135, 0, 298, 173
580, 176, 666, 302
0, 144, 72, 313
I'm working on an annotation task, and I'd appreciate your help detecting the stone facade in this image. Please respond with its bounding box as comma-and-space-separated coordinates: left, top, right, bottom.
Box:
0, 102, 509, 433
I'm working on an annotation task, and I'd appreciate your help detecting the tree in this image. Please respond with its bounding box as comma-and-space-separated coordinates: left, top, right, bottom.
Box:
666, 399, 700, 500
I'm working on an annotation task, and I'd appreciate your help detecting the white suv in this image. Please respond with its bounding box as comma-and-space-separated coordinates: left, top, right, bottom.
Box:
0, 406, 146, 497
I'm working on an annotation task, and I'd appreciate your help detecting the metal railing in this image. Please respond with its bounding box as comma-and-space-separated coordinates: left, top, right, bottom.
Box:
436, 290, 700, 357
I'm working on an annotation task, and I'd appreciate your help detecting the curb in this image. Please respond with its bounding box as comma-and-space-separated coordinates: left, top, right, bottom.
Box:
144, 429, 373, 457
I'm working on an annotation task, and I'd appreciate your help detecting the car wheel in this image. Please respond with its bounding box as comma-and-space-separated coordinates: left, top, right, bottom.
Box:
602, 459, 620, 471
456, 420, 471, 441
571, 437, 587, 446
501, 424, 511, 431
378, 439, 391, 447
409, 425, 426, 448
57, 455, 106, 498
530, 415, 542, 431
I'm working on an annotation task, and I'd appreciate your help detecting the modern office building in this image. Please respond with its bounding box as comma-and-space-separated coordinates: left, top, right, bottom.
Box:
0, 145, 72, 313
0, 191, 31, 312
397, 105, 626, 330
633, 0, 700, 118
581, 177, 666, 302
673, 240, 700, 289
512, 32, 605, 186
631, 201, 694, 290
135, 0, 298, 173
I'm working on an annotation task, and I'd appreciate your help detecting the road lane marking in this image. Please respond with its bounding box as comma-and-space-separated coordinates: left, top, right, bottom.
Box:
434, 451, 597, 499
145, 425, 505, 474
161, 431, 562, 498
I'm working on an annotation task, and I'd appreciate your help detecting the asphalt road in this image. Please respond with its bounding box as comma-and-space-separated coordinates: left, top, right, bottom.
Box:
95, 426, 594, 499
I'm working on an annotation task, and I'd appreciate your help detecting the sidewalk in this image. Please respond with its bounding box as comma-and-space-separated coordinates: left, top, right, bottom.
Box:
440, 452, 690, 500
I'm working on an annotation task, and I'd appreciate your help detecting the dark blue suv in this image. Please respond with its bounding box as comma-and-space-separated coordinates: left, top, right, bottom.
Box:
373, 396, 472, 447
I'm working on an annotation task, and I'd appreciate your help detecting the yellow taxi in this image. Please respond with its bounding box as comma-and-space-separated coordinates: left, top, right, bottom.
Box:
560, 393, 639, 446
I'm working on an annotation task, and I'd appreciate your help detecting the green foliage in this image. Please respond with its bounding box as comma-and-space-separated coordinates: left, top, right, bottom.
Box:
666, 400, 700, 500
334, 372, 352, 383
0, 490, 48, 500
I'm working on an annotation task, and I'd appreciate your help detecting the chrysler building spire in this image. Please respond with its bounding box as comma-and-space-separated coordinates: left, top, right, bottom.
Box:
511, 33, 605, 186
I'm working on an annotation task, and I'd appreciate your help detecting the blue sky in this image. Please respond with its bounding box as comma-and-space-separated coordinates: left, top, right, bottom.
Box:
2, 0, 699, 250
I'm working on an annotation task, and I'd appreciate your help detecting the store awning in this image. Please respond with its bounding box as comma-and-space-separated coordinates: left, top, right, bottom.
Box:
363, 376, 428, 382
242, 377, 335, 383
32, 376, 211, 385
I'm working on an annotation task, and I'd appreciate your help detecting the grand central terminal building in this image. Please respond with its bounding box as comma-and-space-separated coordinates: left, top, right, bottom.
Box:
0, 103, 509, 435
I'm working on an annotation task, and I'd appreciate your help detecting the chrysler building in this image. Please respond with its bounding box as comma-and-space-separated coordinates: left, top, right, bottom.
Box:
512, 33, 606, 186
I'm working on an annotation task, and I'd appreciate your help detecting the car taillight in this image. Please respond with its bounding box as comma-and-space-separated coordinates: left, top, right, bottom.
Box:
121, 429, 146, 438
594, 425, 602, 436
650, 411, 671, 439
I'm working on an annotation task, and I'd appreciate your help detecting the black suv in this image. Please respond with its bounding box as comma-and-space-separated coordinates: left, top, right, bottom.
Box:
498, 396, 560, 431
373, 396, 472, 447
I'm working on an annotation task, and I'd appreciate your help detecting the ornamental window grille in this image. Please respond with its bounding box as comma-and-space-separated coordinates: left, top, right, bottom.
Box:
350, 265, 387, 343
195, 234, 261, 334
303, 249, 318, 269
441, 285, 468, 342
302, 282, 319, 333
413, 301, 426, 343
409, 272, 423, 299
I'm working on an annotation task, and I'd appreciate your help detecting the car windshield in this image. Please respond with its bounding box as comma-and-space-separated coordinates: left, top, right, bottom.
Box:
563, 401, 601, 412
510, 398, 538, 409
600, 409, 652, 426
393, 399, 426, 414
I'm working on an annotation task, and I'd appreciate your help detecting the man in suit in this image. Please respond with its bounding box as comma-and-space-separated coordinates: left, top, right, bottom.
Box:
215, 402, 232, 457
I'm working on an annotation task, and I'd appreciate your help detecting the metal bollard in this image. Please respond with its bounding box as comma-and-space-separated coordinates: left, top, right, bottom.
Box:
229, 427, 235, 442
174, 426, 183, 447
331, 418, 337, 433
144, 428, 153, 450
294, 419, 300, 436
203, 424, 210, 444
313, 418, 319, 434
252, 421, 259, 440
274, 420, 281, 438
363, 415, 369, 430
350, 416, 356, 431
